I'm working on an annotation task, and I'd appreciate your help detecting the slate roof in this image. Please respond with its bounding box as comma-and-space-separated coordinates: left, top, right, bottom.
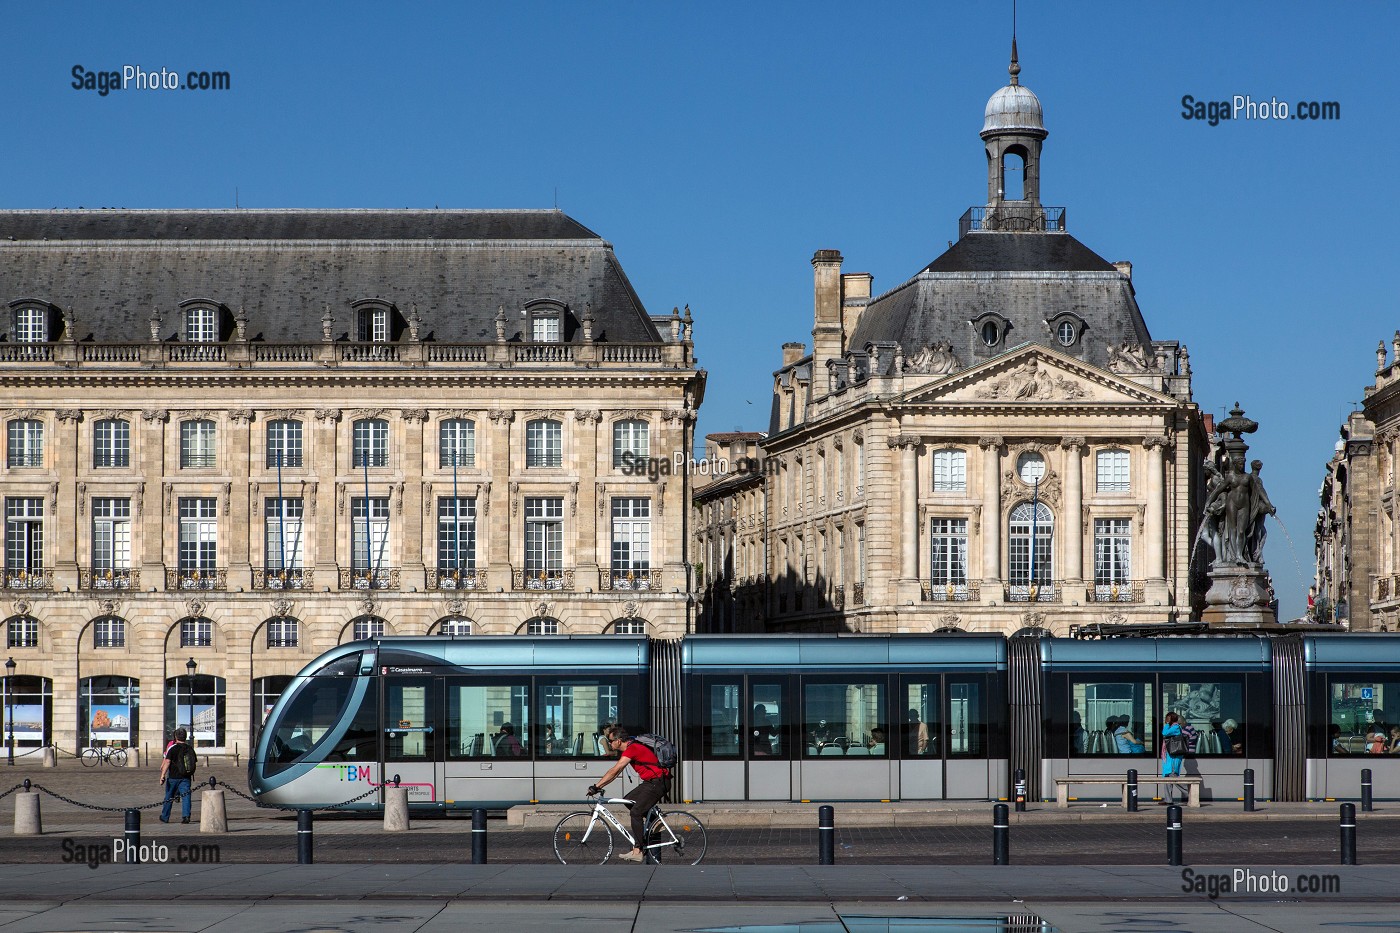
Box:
0, 210, 664, 344
846, 231, 1152, 372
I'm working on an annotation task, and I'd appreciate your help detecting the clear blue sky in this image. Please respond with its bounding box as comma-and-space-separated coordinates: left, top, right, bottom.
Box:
8, 2, 1397, 621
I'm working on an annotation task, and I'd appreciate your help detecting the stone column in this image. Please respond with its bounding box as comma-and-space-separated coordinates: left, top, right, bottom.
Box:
889, 433, 920, 603
312, 410, 341, 587
574, 410, 602, 587
1060, 436, 1086, 595
1144, 434, 1171, 603
53, 410, 82, 590
400, 410, 428, 584
228, 410, 254, 589
486, 410, 515, 591
140, 410, 170, 586
979, 436, 1003, 599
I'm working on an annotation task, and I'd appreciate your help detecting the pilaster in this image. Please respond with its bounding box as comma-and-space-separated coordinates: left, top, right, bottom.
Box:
1144, 434, 1172, 604
312, 409, 340, 586
53, 410, 82, 589
400, 410, 429, 583
1060, 436, 1085, 591
889, 433, 921, 604
487, 409, 515, 591
573, 410, 602, 585
140, 410, 169, 587
979, 435, 1004, 597
228, 410, 254, 587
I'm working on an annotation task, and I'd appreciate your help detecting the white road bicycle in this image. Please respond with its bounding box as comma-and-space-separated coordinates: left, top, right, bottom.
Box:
553, 791, 707, 865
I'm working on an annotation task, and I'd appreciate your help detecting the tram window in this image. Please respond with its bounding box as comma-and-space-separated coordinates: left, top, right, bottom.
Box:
446, 680, 530, 759
326, 690, 377, 762
385, 678, 435, 762
1070, 677, 1154, 756
1162, 678, 1246, 755
750, 683, 788, 758
1329, 678, 1400, 756
264, 674, 360, 774
946, 677, 987, 758
902, 680, 937, 756
803, 679, 886, 757
538, 679, 621, 757
704, 681, 742, 758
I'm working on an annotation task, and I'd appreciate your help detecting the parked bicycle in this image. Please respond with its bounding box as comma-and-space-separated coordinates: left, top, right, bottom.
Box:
81, 746, 128, 767
553, 791, 706, 864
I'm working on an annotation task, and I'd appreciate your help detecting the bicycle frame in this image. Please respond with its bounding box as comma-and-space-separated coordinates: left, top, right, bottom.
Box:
581, 796, 678, 851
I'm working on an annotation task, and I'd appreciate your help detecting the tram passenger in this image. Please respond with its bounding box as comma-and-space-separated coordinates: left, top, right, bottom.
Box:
494, 722, 526, 757
1329, 723, 1348, 755
750, 704, 776, 756
1110, 717, 1143, 754
906, 709, 931, 756
1221, 718, 1244, 755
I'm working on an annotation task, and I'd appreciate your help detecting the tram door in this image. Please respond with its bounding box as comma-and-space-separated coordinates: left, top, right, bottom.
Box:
694, 676, 792, 801
382, 675, 443, 806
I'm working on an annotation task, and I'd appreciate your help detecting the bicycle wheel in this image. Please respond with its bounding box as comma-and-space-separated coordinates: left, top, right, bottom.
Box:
645, 810, 707, 865
109, 748, 128, 767
553, 811, 612, 864
81, 748, 100, 767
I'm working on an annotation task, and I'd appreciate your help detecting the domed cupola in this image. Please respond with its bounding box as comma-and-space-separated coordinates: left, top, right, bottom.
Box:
981, 39, 1048, 218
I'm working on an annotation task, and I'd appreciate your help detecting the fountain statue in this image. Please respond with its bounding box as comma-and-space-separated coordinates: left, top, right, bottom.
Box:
1199, 404, 1278, 626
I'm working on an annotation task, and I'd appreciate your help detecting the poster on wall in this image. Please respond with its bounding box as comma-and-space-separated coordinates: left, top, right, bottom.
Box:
177, 705, 218, 744
3, 704, 44, 742
90, 705, 131, 742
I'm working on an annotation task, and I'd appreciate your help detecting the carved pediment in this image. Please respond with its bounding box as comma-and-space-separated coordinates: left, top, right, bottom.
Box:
903, 346, 1174, 407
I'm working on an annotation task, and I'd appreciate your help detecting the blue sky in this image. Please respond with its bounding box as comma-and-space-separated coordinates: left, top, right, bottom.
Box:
7, 2, 1396, 621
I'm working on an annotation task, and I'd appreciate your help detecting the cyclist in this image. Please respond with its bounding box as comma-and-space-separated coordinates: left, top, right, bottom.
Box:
588, 724, 671, 863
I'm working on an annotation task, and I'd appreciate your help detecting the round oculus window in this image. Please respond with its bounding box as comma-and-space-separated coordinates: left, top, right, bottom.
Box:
981, 321, 999, 346
1016, 452, 1046, 484
1057, 321, 1076, 346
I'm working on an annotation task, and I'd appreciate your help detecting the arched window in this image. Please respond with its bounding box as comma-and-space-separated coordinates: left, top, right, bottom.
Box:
265, 616, 299, 648
267, 420, 303, 469
612, 419, 649, 468
93, 419, 131, 469
179, 419, 216, 469
1096, 449, 1130, 493
92, 615, 125, 648
526, 419, 562, 468
525, 617, 559, 635
439, 419, 475, 469
351, 616, 386, 641
1001, 149, 1026, 200
5, 615, 39, 649
932, 449, 966, 492
165, 673, 226, 750
179, 616, 213, 648
352, 419, 388, 468
1008, 501, 1054, 598
611, 618, 646, 635
6, 419, 43, 469
438, 617, 473, 637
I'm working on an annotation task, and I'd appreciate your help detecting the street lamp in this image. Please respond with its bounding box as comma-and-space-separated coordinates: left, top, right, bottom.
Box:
185, 657, 197, 749
5, 657, 15, 767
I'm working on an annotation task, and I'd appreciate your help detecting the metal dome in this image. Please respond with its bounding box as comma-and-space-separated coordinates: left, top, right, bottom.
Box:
981, 83, 1045, 138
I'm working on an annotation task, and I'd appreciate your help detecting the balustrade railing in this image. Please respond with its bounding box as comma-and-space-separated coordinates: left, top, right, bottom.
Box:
167, 567, 226, 590
1090, 581, 1144, 603
427, 567, 487, 590
921, 581, 979, 602
1006, 583, 1059, 603
2, 568, 53, 590
254, 567, 314, 590
513, 568, 574, 590
604, 569, 661, 591
514, 344, 574, 363
342, 567, 401, 590
80, 567, 139, 590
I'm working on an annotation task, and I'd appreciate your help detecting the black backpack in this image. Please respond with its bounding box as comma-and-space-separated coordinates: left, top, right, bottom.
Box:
170, 742, 198, 778
633, 733, 678, 770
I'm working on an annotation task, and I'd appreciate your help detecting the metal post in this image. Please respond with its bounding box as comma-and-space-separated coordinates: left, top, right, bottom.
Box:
5, 657, 14, 767
1166, 804, 1182, 866
818, 805, 834, 865
1126, 768, 1138, 812
1361, 768, 1373, 813
993, 803, 1010, 865
472, 807, 488, 864
1340, 802, 1356, 865
1243, 767, 1255, 812
124, 809, 141, 863
297, 809, 314, 864
1013, 767, 1026, 812
363, 452, 373, 589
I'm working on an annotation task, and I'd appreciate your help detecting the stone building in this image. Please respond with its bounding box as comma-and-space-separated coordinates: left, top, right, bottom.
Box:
1315, 337, 1400, 632
0, 209, 704, 757
696, 47, 1207, 636
692, 431, 765, 633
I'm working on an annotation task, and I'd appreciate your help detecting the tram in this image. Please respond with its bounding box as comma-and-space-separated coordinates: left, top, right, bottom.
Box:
249, 632, 1400, 810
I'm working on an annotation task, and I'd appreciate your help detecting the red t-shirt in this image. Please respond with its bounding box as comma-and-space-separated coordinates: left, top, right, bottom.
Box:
623, 740, 669, 780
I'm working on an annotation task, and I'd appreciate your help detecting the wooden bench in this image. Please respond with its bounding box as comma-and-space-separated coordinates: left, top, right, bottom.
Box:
1054, 776, 1202, 808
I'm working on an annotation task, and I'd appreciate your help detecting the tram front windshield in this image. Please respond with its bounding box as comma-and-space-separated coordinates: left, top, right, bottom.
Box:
263, 652, 365, 777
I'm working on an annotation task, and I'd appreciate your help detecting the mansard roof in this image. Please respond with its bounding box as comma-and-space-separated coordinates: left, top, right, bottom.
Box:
0, 209, 663, 344
847, 232, 1152, 372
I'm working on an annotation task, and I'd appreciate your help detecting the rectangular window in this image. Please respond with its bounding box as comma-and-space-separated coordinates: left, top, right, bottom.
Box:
436, 497, 477, 574
531, 316, 560, 342
537, 679, 622, 757
1328, 679, 1400, 756
264, 498, 305, 571
929, 518, 969, 591
933, 449, 967, 492
4, 498, 43, 575
352, 420, 388, 469
266, 421, 303, 469
358, 309, 388, 343
180, 617, 212, 648
93, 420, 131, 469
526, 420, 562, 468
177, 498, 218, 572
803, 679, 887, 758
612, 420, 649, 468
1162, 679, 1247, 756
180, 421, 216, 469
610, 497, 651, 582
1097, 450, 1131, 493
91, 498, 132, 573
6, 616, 38, 649
528, 617, 559, 635
14, 307, 46, 343
185, 307, 217, 343
525, 497, 564, 579
1094, 518, 1132, 596
350, 497, 390, 572
439, 420, 476, 469
93, 616, 125, 648
6, 421, 44, 469
902, 680, 938, 756
266, 617, 299, 648
857, 524, 866, 584
1070, 677, 1155, 756
613, 619, 645, 635
352, 617, 385, 640
446, 678, 531, 759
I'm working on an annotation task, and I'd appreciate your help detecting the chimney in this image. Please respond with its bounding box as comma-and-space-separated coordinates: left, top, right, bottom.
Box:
810, 249, 844, 386
782, 341, 806, 368
1113, 261, 1132, 281
841, 272, 873, 343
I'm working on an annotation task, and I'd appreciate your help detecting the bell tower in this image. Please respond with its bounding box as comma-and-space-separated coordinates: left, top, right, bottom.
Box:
980, 39, 1048, 229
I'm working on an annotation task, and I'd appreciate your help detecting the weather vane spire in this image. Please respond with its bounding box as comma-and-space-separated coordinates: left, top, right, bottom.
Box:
1009, 0, 1021, 85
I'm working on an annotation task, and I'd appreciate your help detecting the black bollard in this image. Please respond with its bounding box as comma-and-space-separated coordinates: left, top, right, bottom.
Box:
123, 809, 141, 864
1340, 802, 1356, 865
1361, 769, 1373, 813
1126, 769, 1139, 812
296, 809, 314, 865
1166, 804, 1183, 866
472, 808, 488, 864
1013, 768, 1026, 812
1243, 768, 1255, 812
818, 805, 835, 865
992, 803, 1010, 865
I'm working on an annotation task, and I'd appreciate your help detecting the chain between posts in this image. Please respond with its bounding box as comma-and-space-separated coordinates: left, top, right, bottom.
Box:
11, 777, 381, 814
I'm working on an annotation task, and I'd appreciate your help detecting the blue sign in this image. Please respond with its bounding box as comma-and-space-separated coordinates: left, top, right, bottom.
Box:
1362, 687, 1374, 701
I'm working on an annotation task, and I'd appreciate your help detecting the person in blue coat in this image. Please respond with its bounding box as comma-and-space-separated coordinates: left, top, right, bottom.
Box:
1160, 711, 1185, 805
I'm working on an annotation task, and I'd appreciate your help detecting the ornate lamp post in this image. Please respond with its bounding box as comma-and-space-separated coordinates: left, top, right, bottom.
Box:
185, 657, 197, 747
5, 656, 15, 766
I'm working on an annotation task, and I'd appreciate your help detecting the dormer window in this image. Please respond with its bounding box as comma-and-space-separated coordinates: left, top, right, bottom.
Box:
525, 299, 567, 343
1046, 312, 1087, 349
1056, 321, 1076, 346
358, 307, 389, 343
972, 312, 1010, 348
14, 306, 47, 343
184, 306, 218, 343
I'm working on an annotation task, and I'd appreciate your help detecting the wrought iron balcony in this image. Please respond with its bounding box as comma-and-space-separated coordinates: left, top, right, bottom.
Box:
832, 584, 845, 610
167, 567, 227, 590
1005, 583, 1059, 603
852, 583, 865, 607
80, 567, 139, 590
254, 567, 314, 590
427, 567, 487, 590
2, 568, 52, 590
513, 568, 574, 590
604, 569, 661, 591
1089, 581, 1144, 603
958, 205, 1066, 239
921, 581, 981, 602
341, 567, 401, 590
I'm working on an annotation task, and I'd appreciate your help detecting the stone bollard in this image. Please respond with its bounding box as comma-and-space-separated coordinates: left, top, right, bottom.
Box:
383, 786, 410, 831
200, 788, 227, 833
42, 746, 56, 768
126, 747, 141, 768
13, 791, 41, 835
